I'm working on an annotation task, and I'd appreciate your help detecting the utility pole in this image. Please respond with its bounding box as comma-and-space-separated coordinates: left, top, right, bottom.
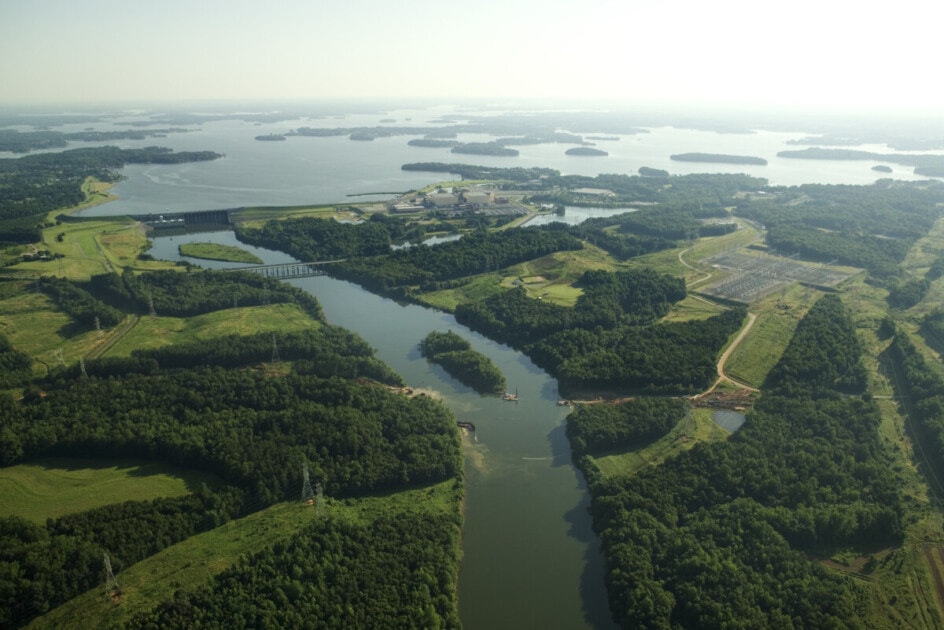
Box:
104, 553, 121, 599
271, 334, 281, 364
301, 462, 315, 505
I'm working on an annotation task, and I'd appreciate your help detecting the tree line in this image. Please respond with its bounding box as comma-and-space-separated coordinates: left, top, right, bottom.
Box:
34, 269, 325, 334
579, 295, 903, 627
887, 321, 944, 485
125, 508, 463, 629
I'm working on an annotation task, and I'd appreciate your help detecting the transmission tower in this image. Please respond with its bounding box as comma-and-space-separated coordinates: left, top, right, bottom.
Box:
95, 316, 103, 340
103, 553, 121, 599
53, 348, 64, 366
80, 358, 89, 380
301, 463, 315, 504
147, 294, 156, 317
271, 334, 281, 364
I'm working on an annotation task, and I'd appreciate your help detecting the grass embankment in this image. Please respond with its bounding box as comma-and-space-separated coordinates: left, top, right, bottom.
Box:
0, 458, 218, 524
590, 408, 729, 477
105, 303, 321, 356
722, 283, 820, 387
29, 481, 458, 630
234, 204, 366, 228
178, 242, 263, 264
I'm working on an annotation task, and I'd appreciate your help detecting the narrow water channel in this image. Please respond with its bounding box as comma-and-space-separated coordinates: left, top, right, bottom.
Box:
149, 231, 616, 629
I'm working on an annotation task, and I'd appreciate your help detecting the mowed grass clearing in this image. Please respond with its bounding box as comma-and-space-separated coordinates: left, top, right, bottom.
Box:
30, 480, 459, 630
722, 283, 821, 388
0, 290, 103, 375
0, 458, 218, 524
591, 407, 729, 478
104, 303, 322, 357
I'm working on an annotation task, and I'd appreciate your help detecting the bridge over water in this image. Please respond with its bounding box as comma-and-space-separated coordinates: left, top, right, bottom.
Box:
225, 261, 343, 279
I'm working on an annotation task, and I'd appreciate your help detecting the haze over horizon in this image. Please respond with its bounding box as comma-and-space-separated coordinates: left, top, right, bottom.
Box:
2, 0, 943, 114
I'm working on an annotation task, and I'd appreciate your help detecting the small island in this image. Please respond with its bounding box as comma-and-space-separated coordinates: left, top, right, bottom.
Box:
420, 330, 506, 395
565, 147, 608, 157
254, 134, 286, 142
670, 152, 767, 165
450, 142, 519, 157
872, 165, 893, 173
178, 242, 264, 264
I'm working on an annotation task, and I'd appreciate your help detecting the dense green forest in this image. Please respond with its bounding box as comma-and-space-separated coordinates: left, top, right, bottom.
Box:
735, 180, 944, 278
456, 268, 742, 394
581, 295, 903, 627
566, 398, 689, 458
126, 508, 462, 628
0, 269, 462, 628
420, 330, 506, 394
0, 146, 221, 243
0, 332, 32, 388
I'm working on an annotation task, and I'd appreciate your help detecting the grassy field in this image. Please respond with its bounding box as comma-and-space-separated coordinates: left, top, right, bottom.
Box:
0, 288, 320, 374
661, 295, 728, 323
178, 242, 263, 264
591, 408, 730, 478
722, 283, 821, 388
0, 457, 218, 524
0, 290, 103, 376
8, 216, 173, 280
29, 480, 459, 630
104, 303, 321, 357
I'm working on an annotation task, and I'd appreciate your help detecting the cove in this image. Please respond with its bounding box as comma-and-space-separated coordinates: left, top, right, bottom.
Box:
150, 231, 616, 629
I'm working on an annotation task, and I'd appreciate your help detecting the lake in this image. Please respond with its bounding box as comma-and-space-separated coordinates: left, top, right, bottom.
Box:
71, 106, 937, 219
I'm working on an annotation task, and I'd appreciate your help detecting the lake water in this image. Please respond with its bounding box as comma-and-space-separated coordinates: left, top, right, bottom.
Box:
149, 230, 616, 629
70, 107, 938, 219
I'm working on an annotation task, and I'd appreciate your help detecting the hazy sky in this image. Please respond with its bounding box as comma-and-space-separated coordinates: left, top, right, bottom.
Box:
2, 0, 942, 111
